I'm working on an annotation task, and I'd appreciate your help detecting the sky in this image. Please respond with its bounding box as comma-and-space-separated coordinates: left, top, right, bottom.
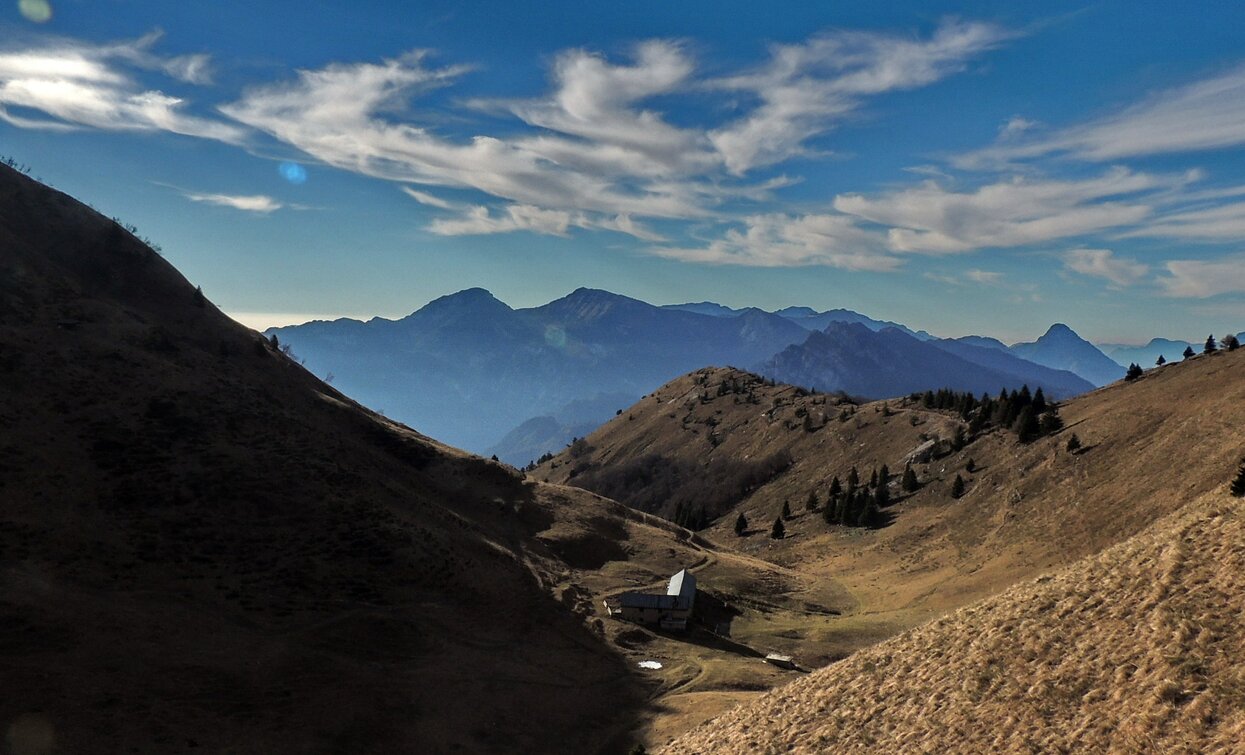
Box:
4, 1, 1245, 343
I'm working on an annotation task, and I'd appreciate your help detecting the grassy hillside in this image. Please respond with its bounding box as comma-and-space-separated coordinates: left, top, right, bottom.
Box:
539, 351, 1245, 747
0, 163, 732, 753
664, 487, 1245, 753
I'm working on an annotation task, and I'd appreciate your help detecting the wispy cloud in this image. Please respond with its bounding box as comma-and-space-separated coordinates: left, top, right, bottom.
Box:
0, 33, 243, 141
1123, 200, 1245, 242
959, 63, 1245, 167
1063, 248, 1148, 287
709, 19, 1011, 174
649, 212, 897, 270
1158, 252, 1245, 297
834, 168, 1172, 253
221, 50, 706, 225
182, 191, 283, 213
428, 203, 665, 240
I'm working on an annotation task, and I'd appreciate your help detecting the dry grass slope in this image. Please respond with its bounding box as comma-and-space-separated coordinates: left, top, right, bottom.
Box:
664, 489, 1245, 753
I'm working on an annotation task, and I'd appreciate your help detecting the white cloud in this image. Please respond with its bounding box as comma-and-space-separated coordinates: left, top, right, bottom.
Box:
428, 203, 665, 241
401, 186, 457, 209
1158, 253, 1245, 297
506, 41, 717, 178
834, 168, 1167, 253
649, 212, 898, 270
1063, 248, 1148, 287
959, 64, 1245, 166
183, 191, 283, 213
0, 34, 242, 141
428, 204, 573, 236
1124, 200, 1245, 241
222, 51, 706, 222
709, 20, 1011, 173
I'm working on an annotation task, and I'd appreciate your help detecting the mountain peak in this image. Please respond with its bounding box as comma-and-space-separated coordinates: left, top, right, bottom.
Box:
1044, 322, 1078, 337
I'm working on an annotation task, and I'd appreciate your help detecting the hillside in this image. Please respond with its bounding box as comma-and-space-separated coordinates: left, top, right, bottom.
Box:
664, 487, 1245, 753
538, 348, 1245, 747
0, 163, 744, 753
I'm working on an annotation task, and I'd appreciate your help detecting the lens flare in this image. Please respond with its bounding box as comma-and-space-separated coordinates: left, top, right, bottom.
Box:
544, 324, 567, 349
17, 0, 52, 23
278, 162, 307, 184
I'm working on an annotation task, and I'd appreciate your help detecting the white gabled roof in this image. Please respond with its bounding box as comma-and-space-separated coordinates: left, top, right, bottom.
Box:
667, 568, 696, 599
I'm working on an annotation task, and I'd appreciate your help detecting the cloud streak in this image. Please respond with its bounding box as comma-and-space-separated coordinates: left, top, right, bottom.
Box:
834, 168, 1171, 253
709, 20, 1011, 174
1063, 248, 1148, 287
0, 33, 243, 141
182, 191, 283, 213
959, 64, 1245, 167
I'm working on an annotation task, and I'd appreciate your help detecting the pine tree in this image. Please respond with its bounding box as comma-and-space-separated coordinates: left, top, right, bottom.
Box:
805, 490, 819, 511
781, 500, 791, 519
828, 476, 842, 500
1231, 459, 1245, 497
951, 474, 966, 499
1225, 334, 1241, 352
770, 517, 785, 539
869, 469, 879, 488
1155, 354, 1166, 367
193, 285, 206, 308
734, 513, 748, 536
847, 467, 859, 488
879, 464, 890, 485
1124, 363, 1144, 381
1013, 406, 1040, 443
1183, 345, 1196, 360
1205, 334, 1218, 354
1066, 433, 1082, 453
1039, 409, 1064, 435
952, 425, 967, 451
1032, 387, 1047, 415
902, 465, 919, 493
965, 458, 976, 473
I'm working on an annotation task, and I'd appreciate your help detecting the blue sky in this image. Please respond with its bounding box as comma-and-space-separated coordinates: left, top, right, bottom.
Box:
4, 1, 1245, 343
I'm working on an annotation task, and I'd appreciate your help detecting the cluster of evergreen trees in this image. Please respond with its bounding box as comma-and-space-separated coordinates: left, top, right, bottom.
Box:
912, 385, 1063, 444
817, 465, 889, 529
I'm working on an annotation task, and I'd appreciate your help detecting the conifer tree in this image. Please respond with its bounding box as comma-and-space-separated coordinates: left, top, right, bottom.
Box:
858, 497, 879, 528
1066, 433, 1082, 453
1183, 345, 1196, 360
1013, 406, 1040, 443
901, 464, 919, 493
847, 467, 859, 488
805, 490, 818, 511
966, 458, 976, 473
1224, 334, 1240, 352
1205, 334, 1218, 353
1231, 459, 1245, 497
869, 469, 879, 488
734, 513, 748, 536
781, 500, 791, 519
874, 480, 890, 508
879, 464, 890, 485
952, 424, 967, 451
1039, 409, 1064, 435
828, 476, 842, 500
1155, 354, 1166, 367
1124, 363, 1144, 381
951, 474, 966, 499
770, 517, 785, 539
1032, 387, 1047, 415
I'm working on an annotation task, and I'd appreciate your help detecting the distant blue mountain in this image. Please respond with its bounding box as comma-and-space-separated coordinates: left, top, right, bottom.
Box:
1009, 324, 1125, 387
272, 290, 1101, 456
663, 301, 933, 339
1098, 338, 1194, 369
758, 323, 1092, 401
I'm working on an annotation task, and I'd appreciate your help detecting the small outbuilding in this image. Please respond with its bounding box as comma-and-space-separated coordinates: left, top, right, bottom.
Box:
610, 569, 697, 630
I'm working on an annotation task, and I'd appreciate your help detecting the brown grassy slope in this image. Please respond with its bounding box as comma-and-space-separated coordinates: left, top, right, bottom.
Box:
538, 357, 1245, 702
664, 488, 1245, 754
0, 163, 694, 753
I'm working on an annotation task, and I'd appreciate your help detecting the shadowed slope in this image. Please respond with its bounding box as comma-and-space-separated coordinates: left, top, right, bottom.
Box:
0, 164, 654, 753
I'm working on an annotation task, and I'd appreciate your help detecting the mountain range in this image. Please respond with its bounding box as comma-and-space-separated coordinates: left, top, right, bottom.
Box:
272, 291, 1116, 465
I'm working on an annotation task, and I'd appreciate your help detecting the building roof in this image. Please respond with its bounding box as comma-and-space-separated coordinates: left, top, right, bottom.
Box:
619, 568, 697, 611
667, 569, 696, 599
